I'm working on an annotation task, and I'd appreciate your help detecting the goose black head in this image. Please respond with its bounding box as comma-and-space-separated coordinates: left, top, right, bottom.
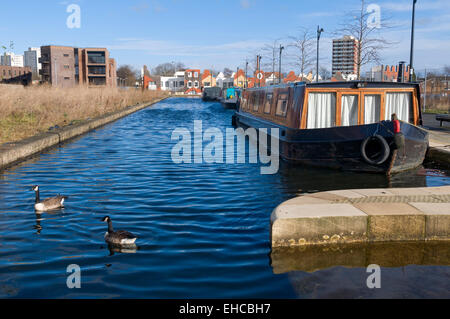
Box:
31, 185, 39, 192
102, 216, 111, 223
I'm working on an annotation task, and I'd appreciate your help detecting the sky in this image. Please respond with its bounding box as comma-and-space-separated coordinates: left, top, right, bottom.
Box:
1, 0, 449, 74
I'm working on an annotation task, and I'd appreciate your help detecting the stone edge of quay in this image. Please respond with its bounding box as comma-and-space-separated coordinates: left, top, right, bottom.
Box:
0, 97, 167, 171
271, 186, 450, 247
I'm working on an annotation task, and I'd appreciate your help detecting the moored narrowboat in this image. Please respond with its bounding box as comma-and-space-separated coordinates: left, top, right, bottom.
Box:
202, 87, 222, 102
233, 81, 429, 174
220, 87, 241, 109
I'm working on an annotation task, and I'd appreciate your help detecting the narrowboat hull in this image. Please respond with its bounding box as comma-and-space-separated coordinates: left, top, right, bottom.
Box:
233, 112, 429, 174
202, 87, 222, 102
220, 97, 239, 109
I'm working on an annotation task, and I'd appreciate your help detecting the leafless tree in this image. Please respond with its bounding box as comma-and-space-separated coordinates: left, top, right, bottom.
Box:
260, 39, 282, 75
286, 28, 315, 77
335, 0, 392, 79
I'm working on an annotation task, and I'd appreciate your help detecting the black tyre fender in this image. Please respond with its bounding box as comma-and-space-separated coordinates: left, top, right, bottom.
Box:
361, 135, 390, 165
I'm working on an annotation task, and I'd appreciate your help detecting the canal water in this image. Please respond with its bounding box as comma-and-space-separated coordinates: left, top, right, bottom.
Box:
0, 98, 449, 298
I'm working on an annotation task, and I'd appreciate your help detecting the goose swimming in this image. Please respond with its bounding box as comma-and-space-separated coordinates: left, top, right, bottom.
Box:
102, 216, 137, 245
32, 185, 68, 212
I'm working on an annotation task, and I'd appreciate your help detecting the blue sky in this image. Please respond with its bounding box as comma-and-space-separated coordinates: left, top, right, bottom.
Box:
1, 0, 449, 74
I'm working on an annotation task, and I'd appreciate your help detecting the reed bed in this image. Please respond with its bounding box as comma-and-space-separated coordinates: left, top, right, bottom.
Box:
0, 85, 167, 144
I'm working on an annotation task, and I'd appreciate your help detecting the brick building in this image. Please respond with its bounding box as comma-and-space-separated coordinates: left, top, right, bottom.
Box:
367, 64, 411, 82
184, 69, 201, 94
39, 45, 117, 88
0, 66, 32, 85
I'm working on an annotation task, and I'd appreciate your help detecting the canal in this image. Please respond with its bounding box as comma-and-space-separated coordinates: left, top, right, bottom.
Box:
0, 98, 449, 298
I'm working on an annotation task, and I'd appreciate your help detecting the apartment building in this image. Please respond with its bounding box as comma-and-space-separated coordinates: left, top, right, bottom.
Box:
332, 36, 359, 76
1, 52, 24, 67
39, 45, 117, 88
0, 66, 32, 85
160, 71, 185, 92
24, 47, 42, 79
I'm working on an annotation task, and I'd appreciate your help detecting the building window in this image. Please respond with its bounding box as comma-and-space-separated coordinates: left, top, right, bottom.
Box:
87, 52, 106, 64
63, 54, 69, 57
88, 66, 106, 75
188, 81, 192, 88
194, 81, 199, 88
194, 72, 198, 78
64, 65, 70, 69
188, 72, 192, 77
89, 77, 106, 85
64, 77, 70, 80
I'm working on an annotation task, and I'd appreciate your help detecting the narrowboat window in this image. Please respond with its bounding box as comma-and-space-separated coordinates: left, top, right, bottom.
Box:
248, 94, 254, 110
341, 95, 358, 126
307, 92, 336, 129
264, 93, 273, 114
253, 93, 260, 112
275, 93, 289, 117
364, 95, 381, 124
241, 97, 248, 110
384, 92, 413, 123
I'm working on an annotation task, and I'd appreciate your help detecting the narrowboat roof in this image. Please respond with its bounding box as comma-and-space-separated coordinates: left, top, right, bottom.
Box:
244, 81, 421, 91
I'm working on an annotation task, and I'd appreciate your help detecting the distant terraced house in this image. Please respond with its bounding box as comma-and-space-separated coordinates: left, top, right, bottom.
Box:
184, 69, 201, 94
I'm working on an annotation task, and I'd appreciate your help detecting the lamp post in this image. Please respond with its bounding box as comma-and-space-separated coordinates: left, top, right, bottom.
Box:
279, 45, 284, 84
257, 55, 262, 88
409, 0, 417, 82
316, 25, 324, 82
245, 61, 248, 88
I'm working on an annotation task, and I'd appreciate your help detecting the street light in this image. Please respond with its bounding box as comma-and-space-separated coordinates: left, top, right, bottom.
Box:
316, 25, 324, 82
409, 0, 417, 82
245, 61, 248, 88
279, 45, 284, 84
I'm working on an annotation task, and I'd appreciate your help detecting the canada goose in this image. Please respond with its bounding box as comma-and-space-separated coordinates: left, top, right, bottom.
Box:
31, 185, 68, 212
101, 216, 137, 245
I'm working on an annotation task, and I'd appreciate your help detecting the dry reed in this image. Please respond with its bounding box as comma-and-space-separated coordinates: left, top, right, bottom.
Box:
0, 84, 168, 144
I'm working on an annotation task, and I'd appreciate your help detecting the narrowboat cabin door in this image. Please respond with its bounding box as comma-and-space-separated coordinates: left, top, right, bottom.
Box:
234, 82, 428, 175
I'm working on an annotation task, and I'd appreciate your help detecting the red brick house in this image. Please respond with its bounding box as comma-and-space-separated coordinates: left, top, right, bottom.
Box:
184, 69, 201, 94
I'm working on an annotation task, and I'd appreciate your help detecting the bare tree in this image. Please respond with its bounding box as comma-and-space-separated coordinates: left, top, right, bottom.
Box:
286, 29, 315, 77
260, 39, 282, 76
335, 0, 392, 79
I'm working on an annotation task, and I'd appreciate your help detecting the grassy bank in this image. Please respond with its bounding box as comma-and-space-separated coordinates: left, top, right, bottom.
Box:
0, 85, 167, 144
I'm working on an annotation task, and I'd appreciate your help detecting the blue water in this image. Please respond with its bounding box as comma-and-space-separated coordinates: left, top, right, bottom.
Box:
0, 98, 449, 298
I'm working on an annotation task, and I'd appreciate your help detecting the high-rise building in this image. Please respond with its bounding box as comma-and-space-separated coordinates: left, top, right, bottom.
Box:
24, 47, 42, 79
39, 45, 117, 88
332, 36, 359, 76
1, 52, 24, 67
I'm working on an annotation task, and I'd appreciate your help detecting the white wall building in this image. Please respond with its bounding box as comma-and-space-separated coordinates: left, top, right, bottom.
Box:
1, 52, 24, 67
215, 72, 234, 89
24, 47, 42, 78
160, 71, 185, 92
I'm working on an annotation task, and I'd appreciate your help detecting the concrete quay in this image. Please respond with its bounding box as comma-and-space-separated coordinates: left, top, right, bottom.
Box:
271, 186, 450, 247
0, 97, 167, 171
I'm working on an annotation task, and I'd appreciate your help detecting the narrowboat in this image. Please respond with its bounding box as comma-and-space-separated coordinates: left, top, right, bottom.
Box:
220, 87, 241, 109
233, 81, 429, 174
202, 87, 222, 102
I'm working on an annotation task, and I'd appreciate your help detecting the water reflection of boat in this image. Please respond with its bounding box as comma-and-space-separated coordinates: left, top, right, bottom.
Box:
276, 163, 427, 195
235, 82, 429, 174
270, 242, 450, 274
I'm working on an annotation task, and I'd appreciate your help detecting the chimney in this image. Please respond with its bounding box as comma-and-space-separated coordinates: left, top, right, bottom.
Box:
397, 61, 406, 83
